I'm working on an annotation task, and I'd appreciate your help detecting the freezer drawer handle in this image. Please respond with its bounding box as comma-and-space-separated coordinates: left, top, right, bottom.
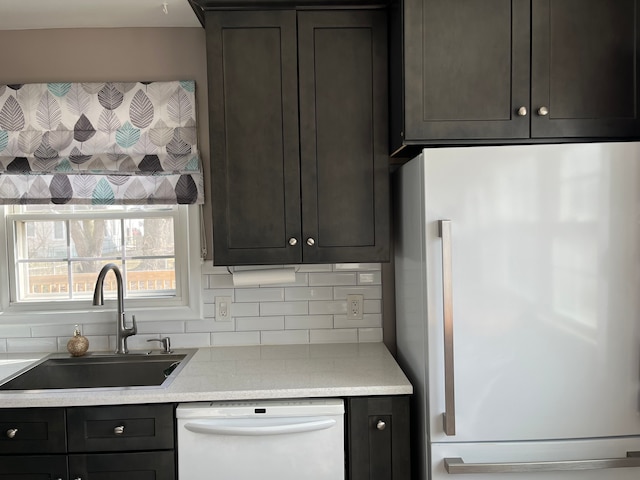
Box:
444, 452, 640, 474
439, 219, 456, 436
183, 418, 337, 436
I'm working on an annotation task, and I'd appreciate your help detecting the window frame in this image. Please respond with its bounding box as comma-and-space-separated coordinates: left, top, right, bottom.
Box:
0, 205, 204, 325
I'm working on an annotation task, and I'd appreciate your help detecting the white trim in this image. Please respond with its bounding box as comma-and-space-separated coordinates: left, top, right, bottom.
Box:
0, 205, 203, 324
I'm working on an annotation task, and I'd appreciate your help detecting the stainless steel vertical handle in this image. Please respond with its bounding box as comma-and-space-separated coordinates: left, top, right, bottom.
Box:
439, 220, 456, 436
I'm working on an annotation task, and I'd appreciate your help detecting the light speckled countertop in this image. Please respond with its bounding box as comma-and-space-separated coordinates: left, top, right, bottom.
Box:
0, 343, 412, 407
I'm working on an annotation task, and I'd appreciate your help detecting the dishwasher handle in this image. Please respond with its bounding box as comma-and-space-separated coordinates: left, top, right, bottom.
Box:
183, 418, 337, 436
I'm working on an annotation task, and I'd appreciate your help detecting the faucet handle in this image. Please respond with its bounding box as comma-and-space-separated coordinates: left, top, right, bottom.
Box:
130, 314, 138, 335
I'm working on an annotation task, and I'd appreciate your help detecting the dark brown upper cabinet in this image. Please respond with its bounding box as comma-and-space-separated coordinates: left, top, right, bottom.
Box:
390, 0, 640, 156
207, 9, 389, 265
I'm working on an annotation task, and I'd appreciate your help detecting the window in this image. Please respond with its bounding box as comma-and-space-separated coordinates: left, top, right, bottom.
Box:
0, 204, 202, 320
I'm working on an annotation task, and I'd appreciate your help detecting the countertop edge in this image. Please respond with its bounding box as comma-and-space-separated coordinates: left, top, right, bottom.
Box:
0, 342, 413, 407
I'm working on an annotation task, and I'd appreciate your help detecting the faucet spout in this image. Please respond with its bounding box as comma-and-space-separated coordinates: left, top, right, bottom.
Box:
93, 263, 137, 354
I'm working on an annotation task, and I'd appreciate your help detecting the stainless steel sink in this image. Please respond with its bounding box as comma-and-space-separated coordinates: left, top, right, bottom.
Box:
0, 350, 195, 392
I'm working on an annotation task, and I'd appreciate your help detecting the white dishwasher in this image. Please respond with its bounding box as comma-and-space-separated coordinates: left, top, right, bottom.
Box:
176, 398, 345, 479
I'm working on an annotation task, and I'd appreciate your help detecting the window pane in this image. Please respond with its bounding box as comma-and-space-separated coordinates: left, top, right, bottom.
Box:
72, 260, 124, 301
18, 261, 70, 300
127, 258, 176, 297
70, 219, 121, 259
18, 221, 67, 259
10, 208, 180, 303
126, 218, 175, 257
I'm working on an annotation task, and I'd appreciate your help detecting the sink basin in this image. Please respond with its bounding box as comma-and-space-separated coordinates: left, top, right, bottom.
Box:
0, 350, 195, 392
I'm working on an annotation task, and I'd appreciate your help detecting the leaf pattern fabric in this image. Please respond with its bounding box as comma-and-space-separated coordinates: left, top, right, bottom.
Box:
0, 80, 203, 205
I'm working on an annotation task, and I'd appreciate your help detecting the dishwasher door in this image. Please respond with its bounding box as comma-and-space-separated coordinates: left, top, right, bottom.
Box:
177, 399, 345, 480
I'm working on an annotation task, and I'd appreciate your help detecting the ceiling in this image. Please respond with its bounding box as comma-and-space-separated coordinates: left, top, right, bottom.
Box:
0, 0, 202, 30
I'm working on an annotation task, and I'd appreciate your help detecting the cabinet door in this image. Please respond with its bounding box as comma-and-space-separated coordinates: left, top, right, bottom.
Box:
207, 10, 302, 265
0, 408, 66, 454
69, 451, 175, 480
298, 10, 389, 263
0, 455, 67, 480
402, 0, 530, 142
531, 0, 640, 138
347, 396, 411, 480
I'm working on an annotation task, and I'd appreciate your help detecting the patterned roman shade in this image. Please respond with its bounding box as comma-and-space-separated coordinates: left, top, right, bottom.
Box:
0, 80, 204, 204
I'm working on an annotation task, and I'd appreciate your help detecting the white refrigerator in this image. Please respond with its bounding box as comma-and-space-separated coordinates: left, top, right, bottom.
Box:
394, 143, 640, 480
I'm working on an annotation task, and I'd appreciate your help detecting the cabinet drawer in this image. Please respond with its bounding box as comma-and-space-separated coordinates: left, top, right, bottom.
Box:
0, 454, 68, 479
69, 451, 175, 480
67, 404, 174, 452
0, 408, 66, 454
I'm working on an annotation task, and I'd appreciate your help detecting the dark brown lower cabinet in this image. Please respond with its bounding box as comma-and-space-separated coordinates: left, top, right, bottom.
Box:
0, 404, 176, 480
347, 396, 411, 480
0, 455, 67, 480
69, 451, 175, 480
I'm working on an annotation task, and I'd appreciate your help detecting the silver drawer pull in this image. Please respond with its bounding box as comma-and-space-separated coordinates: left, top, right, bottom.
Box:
6, 428, 18, 438
445, 452, 640, 474
376, 420, 386, 431
114, 425, 125, 435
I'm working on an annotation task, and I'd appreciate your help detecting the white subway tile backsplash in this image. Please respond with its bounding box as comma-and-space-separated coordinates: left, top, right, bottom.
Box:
230, 302, 260, 317
261, 330, 310, 345
0, 325, 33, 338
358, 271, 382, 285
31, 324, 77, 338
358, 328, 384, 343
82, 323, 114, 336
212, 331, 261, 346
7, 337, 58, 353
0, 263, 384, 350
333, 285, 382, 299
309, 272, 357, 286
135, 320, 185, 334
188, 319, 235, 333
334, 314, 383, 329
260, 301, 308, 316
285, 315, 333, 330
364, 299, 382, 314
310, 328, 358, 344
235, 288, 285, 303
295, 264, 334, 273
209, 273, 234, 288
164, 332, 212, 348
309, 300, 347, 315
334, 263, 380, 271
237, 316, 285, 331
284, 287, 333, 301
202, 303, 216, 318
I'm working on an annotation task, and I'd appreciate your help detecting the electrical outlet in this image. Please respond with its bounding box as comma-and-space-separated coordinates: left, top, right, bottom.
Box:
346, 294, 364, 320
216, 296, 232, 321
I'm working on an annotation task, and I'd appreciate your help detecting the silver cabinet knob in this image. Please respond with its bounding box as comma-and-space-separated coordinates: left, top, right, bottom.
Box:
517, 106, 527, 117
6, 428, 17, 438
306, 238, 315, 246
376, 420, 386, 431
114, 425, 125, 435
288, 237, 298, 246
74, 478, 82, 480
537, 106, 549, 116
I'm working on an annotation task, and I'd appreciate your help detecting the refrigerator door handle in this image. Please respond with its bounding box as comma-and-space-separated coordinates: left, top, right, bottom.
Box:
444, 452, 640, 474
439, 219, 456, 436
